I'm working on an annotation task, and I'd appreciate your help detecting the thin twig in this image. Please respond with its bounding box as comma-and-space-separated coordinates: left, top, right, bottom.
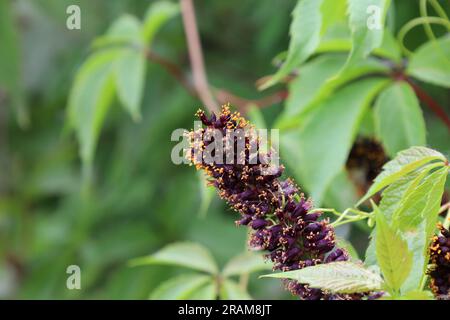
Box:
180, 0, 219, 113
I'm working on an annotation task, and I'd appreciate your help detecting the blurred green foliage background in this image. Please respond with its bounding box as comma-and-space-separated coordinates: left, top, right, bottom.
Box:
0, 0, 448, 299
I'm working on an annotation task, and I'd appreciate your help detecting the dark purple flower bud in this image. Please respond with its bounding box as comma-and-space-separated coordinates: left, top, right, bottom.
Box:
304, 222, 322, 234
292, 202, 306, 218
284, 247, 301, 262
237, 214, 252, 226
251, 218, 268, 230
325, 248, 345, 263
316, 238, 335, 253
285, 200, 297, 212
303, 212, 320, 221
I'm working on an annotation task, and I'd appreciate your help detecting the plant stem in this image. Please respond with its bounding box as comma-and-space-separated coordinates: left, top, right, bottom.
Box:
180, 0, 218, 113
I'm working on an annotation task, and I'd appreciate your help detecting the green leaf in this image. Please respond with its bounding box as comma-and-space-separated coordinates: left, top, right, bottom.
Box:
407, 36, 450, 88
0, 0, 28, 127
106, 16, 146, 121
108, 14, 143, 42
220, 280, 252, 300
364, 231, 377, 266
222, 252, 271, 277
283, 78, 388, 205
114, 49, 146, 121
316, 25, 400, 62
130, 242, 219, 274
325, 0, 390, 101
374, 82, 426, 157
149, 274, 211, 299
67, 50, 117, 164
276, 56, 388, 129
357, 146, 446, 205
375, 209, 413, 294
400, 223, 427, 294
378, 168, 428, 222
197, 171, 216, 218
378, 28, 402, 63
142, 1, 179, 43
392, 167, 447, 233
259, 0, 323, 89
346, 0, 390, 64
187, 282, 216, 300
280, 54, 346, 119
261, 261, 383, 294
319, 0, 347, 36
399, 290, 434, 300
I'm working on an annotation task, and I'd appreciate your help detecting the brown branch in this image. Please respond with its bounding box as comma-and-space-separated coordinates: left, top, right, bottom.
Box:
405, 77, 450, 131
180, 0, 219, 113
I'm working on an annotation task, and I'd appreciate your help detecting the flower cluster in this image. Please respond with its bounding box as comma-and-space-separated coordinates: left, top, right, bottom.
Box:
188, 105, 375, 300
429, 223, 450, 299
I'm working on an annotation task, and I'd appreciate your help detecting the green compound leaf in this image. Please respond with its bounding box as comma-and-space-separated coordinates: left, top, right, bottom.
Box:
130, 242, 219, 274
261, 261, 383, 294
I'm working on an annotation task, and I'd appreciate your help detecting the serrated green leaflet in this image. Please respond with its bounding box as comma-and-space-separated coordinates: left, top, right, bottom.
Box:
375, 209, 413, 294
392, 167, 447, 233
261, 261, 383, 294
400, 223, 427, 294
